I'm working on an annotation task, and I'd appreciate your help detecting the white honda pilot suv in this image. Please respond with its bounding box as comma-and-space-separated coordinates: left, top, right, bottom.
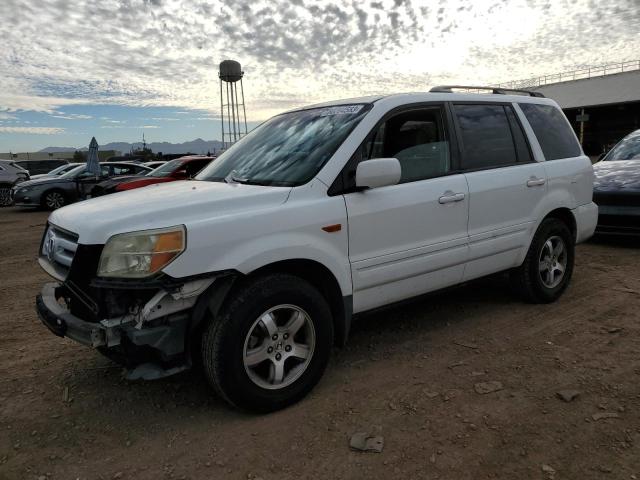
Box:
36, 87, 597, 412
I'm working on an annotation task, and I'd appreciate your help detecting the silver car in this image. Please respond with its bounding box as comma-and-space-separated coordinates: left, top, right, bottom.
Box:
0, 160, 30, 206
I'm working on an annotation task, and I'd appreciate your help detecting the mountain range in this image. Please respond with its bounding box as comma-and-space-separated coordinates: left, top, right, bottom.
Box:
39, 138, 225, 155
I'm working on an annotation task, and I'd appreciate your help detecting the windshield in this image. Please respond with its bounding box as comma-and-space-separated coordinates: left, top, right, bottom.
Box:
196, 104, 372, 186
60, 165, 86, 178
147, 159, 182, 177
604, 131, 640, 161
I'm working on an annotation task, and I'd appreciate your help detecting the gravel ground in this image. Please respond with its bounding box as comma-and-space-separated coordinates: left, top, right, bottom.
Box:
0, 206, 639, 480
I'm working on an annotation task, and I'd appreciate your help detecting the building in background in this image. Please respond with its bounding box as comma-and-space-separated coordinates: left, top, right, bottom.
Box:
0, 150, 120, 161
500, 60, 640, 158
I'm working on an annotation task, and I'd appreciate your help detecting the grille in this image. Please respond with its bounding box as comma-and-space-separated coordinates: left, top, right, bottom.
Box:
40, 224, 79, 281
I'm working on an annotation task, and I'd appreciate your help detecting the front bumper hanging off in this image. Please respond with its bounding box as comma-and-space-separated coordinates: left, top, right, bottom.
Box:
36, 278, 215, 379
37, 283, 106, 346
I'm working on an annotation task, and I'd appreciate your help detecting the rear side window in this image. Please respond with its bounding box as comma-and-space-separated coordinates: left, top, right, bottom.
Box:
520, 103, 581, 160
454, 104, 518, 170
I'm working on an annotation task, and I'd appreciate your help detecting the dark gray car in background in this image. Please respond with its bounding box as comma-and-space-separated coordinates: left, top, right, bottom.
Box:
12, 161, 152, 210
593, 129, 640, 235
0, 160, 30, 206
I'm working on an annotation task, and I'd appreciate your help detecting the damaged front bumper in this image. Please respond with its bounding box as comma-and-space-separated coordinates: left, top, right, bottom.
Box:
35, 277, 216, 379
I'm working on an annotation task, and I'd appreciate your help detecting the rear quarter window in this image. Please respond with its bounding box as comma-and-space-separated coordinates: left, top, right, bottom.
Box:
520, 103, 581, 160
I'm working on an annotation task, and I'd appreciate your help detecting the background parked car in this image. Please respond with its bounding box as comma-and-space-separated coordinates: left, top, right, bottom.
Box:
12, 162, 152, 210
0, 160, 30, 206
13, 159, 68, 175
29, 162, 83, 180
91, 155, 215, 197
593, 129, 640, 235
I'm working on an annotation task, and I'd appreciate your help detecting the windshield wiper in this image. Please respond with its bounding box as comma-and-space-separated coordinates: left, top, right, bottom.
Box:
224, 170, 252, 184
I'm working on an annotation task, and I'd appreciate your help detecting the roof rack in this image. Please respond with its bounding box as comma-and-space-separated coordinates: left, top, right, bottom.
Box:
429, 85, 545, 98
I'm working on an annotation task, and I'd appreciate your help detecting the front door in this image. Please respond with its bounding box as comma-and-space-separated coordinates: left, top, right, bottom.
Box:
343, 105, 469, 313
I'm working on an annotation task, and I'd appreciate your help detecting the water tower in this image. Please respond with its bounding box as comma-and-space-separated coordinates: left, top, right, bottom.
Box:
219, 60, 248, 149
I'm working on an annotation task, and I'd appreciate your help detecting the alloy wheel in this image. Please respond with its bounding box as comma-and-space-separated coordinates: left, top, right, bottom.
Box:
45, 192, 65, 209
242, 304, 316, 390
538, 235, 567, 288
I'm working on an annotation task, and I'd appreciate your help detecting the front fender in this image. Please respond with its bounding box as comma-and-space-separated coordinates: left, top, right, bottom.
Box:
163, 183, 352, 295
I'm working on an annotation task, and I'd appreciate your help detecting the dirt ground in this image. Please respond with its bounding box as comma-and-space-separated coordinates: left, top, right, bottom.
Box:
0, 206, 639, 480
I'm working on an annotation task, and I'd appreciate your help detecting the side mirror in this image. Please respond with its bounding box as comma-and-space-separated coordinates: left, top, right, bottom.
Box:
355, 158, 401, 189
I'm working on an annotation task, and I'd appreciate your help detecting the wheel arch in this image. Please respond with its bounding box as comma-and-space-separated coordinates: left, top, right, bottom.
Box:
248, 259, 352, 347
190, 259, 352, 358
40, 187, 67, 208
541, 207, 577, 242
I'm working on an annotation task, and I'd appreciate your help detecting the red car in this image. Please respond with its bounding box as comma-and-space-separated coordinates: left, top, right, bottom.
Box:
92, 156, 215, 196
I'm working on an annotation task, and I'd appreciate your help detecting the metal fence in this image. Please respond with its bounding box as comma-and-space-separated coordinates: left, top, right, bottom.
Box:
497, 59, 640, 89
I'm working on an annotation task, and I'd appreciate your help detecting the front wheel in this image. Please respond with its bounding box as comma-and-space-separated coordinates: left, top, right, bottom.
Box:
201, 274, 333, 412
42, 190, 66, 210
511, 218, 574, 303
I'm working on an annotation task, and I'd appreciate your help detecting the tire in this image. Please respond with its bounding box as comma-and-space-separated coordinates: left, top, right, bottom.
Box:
201, 273, 333, 412
511, 218, 574, 303
0, 183, 12, 207
41, 189, 66, 210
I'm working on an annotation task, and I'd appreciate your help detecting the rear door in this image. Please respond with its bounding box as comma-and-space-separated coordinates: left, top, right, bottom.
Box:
451, 102, 547, 281
343, 104, 469, 313
518, 102, 591, 207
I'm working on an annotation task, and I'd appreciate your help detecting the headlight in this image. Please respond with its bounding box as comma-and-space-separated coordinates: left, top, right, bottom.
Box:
97, 226, 186, 278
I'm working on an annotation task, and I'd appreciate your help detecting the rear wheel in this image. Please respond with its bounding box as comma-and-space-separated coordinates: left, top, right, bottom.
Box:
201, 274, 333, 412
42, 190, 66, 210
511, 218, 574, 303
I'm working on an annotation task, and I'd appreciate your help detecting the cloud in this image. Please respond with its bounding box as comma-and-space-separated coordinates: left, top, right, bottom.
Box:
0, 0, 639, 120
0, 126, 65, 134
51, 113, 93, 120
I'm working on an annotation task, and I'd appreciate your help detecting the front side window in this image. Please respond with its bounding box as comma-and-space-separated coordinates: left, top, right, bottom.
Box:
603, 131, 640, 161
359, 106, 451, 183
454, 104, 518, 170
520, 103, 581, 160
197, 104, 372, 186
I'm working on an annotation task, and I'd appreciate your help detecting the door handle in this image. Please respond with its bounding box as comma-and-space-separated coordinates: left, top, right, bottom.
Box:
526, 177, 546, 187
438, 192, 465, 204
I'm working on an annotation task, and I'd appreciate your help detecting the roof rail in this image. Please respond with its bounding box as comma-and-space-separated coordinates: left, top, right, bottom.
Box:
429, 85, 545, 98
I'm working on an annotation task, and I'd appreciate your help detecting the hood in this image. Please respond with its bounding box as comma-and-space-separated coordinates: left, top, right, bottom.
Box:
18, 177, 73, 188
48, 180, 291, 244
593, 160, 640, 192
29, 174, 57, 180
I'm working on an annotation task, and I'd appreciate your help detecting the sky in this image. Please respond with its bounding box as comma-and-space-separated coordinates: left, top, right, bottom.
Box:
0, 0, 639, 152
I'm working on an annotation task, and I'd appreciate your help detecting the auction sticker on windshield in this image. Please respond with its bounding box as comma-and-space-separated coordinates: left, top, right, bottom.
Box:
318, 105, 364, 116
